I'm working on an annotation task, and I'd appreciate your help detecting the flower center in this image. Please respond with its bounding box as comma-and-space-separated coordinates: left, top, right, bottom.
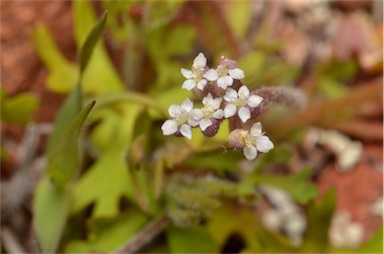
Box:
217, 65, 228, 77
243, 132, 256, 147
192, 67, 204, 81
201, 105, 214, 119
175, 109, 189, 125
234, 98, 247, 108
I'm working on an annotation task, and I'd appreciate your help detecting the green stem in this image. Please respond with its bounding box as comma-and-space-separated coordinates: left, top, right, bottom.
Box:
115, 212, 169, 254
88, 92, 168, 117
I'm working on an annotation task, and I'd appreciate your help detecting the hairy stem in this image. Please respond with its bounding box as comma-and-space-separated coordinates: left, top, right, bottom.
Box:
115, 213, 169, 254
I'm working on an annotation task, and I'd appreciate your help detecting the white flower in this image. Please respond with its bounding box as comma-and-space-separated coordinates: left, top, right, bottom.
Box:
161, 98, 202, 139
223, 86, 263, 123
198, 93, 224, 131
204, 63, 245, 90
181, 53, 209, 91
241, 122, 274, 161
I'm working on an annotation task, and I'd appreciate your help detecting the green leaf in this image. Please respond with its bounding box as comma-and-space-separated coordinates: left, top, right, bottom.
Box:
72, 104, 143, 217
79, 11, 108, 74
252, 168, 319, 204
301, 189, 336, 252
225, 0, 252, 39
352, 226, 383, 253
0, 89, 39, 124
33, 177, 71, 253
46, 83, 81, 152
32, 24, 78, 93
73, 0, 124, 94
65, 209, 148, 253
237, 50, 266, 87
47, 101, 95, 188
167, 225, 218, 253
206, 203, 262, 251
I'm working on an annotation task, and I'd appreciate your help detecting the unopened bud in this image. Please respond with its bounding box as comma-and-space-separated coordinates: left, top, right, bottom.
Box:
228, 129, 247, 149
202, 118, 222, 137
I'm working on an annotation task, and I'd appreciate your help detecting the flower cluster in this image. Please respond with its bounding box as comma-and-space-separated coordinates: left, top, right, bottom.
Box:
161, 53, 274, 161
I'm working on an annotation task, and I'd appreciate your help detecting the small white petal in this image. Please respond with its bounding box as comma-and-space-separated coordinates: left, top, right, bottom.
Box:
199, 118, 213, 131
228, 68, 245, 79
182, 79, 196, 91
250, 122, 262, 136
180, 124, 192, 139
196, 79, 208, 90
256, 136, 274, 153
224, 104, 237, 118
212, 97, 222, 109
193, 53, 207, 68
204, 69, 219, 81
238, 107, 251, 123
189, 108, 203, 119
244, 145, 257, 161
181, 98, 193, 112
181, 68, 193, 79
238, 85, 250, 98
203, 93, 214, 106
217, 75, 233, 89
168, 105, 181, 118
247, 95, 263, 108
213, 109, 224, 119
161, 120, 178, 135
223, 88, 238, 102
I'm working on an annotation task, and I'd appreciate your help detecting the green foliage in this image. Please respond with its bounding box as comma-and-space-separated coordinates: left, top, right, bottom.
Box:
65, 209, 148, 253
0, 87, 39, 124
29, 1, 381, 253
33, 178, 71, 253
252, 168, 319, 205
47, 101, 95, 188
167, 225, 218, 253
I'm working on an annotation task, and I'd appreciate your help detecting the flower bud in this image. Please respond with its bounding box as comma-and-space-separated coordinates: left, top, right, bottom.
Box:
202, 118, 222, 137
228, 129, 247, 149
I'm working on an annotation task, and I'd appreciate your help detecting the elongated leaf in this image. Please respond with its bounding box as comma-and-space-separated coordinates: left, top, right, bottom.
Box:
79, 11, 108, 74
33, 177, 71, 253
48, 101, 95, 188
46, 83, 81, 152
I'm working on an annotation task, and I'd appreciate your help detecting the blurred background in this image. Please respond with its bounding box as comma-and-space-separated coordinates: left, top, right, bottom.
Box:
1, 0, 383, 253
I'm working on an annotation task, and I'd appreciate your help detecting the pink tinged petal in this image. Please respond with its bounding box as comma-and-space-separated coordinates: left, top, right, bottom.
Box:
224, 104, 237, 118
181, 68, 193, 79
247, 95, 263, 108
199, 118, 213, 131
224, 88, 238, 102
204, 69, 219, 81
250, 122, 262, 136
213, 109, 224, 119
238, 85, 250, 98
217, 75, 233, 89
194, 53, 207, 68
180, 124, 192, 139
228, 68, 245, 79
161, 120, 178, 135
212, 97, 222, 109
197, 79, 208, 90
182, 79, 196, 90
238, 107, 251, 123
168, 104, 181, 117
256, 136, 274, 153
243, 145, 257, 161
181, 98, 193, 112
